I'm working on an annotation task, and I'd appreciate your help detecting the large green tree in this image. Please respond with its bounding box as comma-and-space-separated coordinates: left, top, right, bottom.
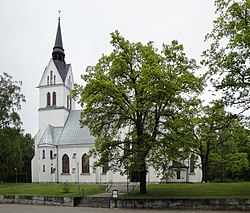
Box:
72, 31, 203, 193
0, 72, 34, 182
203, 0, 250, 111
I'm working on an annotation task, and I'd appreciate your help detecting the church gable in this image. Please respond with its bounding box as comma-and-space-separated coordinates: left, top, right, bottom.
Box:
38, 59, 64, 87
38, 124, 63, 146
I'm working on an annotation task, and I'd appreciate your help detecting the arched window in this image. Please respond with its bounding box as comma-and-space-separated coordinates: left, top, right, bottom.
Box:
190, 155, 195, 174
62, 154, 69, 173
82, 154, 89, 173
54, 75, 56, 84
50, 150, 53, 159
42, 150, 45, 159
47, 76, 49, 85
47, 92, 51, 106
67, 95, 72, 110
50, 71, 53, 85
52, 92, 56, 106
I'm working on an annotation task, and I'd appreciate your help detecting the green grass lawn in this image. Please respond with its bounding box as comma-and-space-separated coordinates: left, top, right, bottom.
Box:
1, 182, 250, 199
0, 183, 106, 197
125, 182, 250, 199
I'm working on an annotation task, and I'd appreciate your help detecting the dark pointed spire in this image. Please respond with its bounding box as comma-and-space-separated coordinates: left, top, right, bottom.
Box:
52, 12, 65, 62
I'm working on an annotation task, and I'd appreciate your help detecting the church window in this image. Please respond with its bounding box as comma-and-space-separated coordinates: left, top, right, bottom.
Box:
43, 165, 46, 172
176, 171, 181, 179
82, 154, 89, 174
190, 155, 195, 174
42, 150, 45, 159
67, 95, 72, 110
47, 76, 49, 85
47, 92, 51, 106
52, 92, 56, 106
50, 150, 53, 159
50, 71, 53, 84
54, 75, 56, 84
62, 154, 69, 174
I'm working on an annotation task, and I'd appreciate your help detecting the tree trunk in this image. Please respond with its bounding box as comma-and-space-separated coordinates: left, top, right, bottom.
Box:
201, 155, 209, 183
139, 170, 147, 194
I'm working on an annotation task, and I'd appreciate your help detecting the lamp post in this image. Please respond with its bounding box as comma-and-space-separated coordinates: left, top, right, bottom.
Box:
77, 163, 80, 194
14, 168, 17, 183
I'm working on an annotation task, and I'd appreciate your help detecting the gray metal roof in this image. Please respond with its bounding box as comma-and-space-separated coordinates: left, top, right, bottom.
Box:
39, 125, 63, 146
57, 110, 95, 146
38, 110, 95, 146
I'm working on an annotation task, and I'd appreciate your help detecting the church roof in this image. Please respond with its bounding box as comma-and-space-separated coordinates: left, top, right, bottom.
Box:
38, 110, 95, 146
52, 17, 70, 83
53, 60, 71, 82
58, 110, 95, 146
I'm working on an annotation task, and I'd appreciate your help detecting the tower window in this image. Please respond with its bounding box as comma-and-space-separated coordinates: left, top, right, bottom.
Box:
50, 71, 53, 85
82, 154, 90, 174
62, 154, 69, 174
47, 76, 49, 85
52, 92, 56, 106
43, 165, 46, 172
42, 150, 45, 159
67, 95, 72, 110
47, 92, 51, 106
54, 75, 56, 84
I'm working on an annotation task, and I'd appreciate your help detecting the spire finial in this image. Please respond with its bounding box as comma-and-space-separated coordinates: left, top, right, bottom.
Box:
58, 10, 61, 21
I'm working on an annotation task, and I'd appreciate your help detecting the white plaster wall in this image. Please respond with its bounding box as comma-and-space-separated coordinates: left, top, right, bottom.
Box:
147, 166, 162, 183
57, 146, 95, 183
37, 146, 57, 182
189, 167, 202, 183
34, 143, 203, 183
39, 85, 71, 108
38, 110, 69, 135
31, 132, 41, 182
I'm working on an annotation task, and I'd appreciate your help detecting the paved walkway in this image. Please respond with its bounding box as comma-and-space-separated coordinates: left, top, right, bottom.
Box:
0, 204, 244, 213
89, 192, 126, 197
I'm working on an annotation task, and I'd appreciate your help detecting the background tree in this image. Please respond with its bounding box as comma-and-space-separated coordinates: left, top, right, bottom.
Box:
72, 31, 203, 193
202, 0, 250, 111
169, 100, 246, 183
208, 125, 249, 181
0, 72, 25, 128
0, 72, 34, 182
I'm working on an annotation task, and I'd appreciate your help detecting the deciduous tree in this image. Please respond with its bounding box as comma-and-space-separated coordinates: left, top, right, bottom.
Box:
203, 0, 250, 111
72, 31, 203, 193
0, 72, 25, 128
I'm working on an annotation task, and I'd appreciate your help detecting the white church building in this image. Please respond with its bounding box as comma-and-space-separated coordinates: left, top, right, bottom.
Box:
31, 17, 202, 184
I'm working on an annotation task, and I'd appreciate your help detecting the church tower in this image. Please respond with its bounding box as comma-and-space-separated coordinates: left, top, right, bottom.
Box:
38, 16, 75, 134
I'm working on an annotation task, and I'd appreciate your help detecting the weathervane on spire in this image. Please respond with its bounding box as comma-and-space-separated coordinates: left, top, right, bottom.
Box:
58, 10, 62, 20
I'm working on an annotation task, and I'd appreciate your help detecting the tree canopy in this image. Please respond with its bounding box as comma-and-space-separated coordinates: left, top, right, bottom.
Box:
203, 0, 250, 111
0, 72, 33, 182
72, 31, 203, 193
0, 72, 25, 128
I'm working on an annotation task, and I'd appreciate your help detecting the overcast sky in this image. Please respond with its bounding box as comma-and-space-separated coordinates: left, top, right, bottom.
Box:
0, 0, 215, 136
